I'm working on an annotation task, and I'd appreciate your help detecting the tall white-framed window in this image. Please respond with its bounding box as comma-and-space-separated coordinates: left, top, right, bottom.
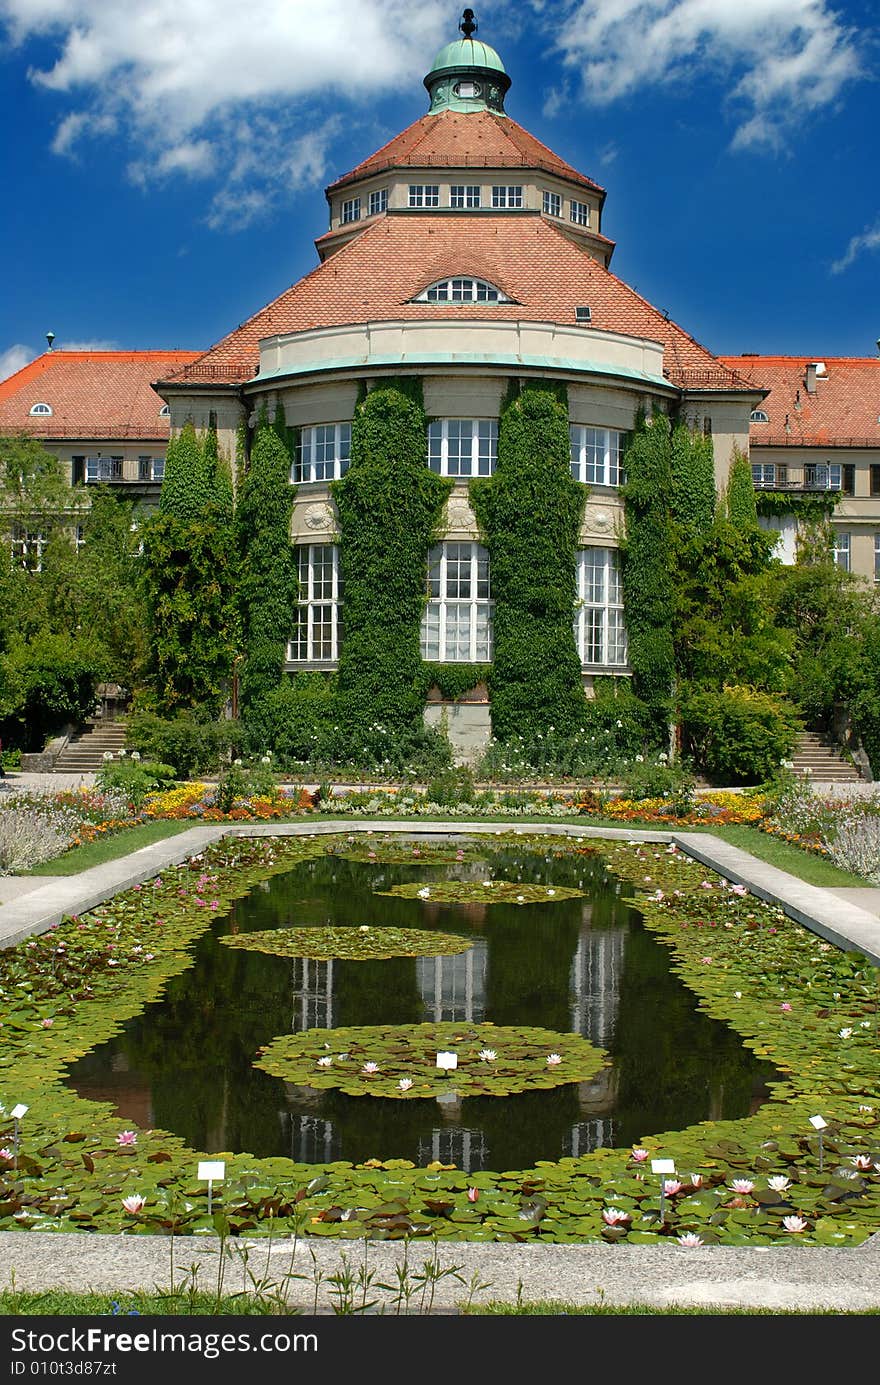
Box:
569, 426, 626, 486
752, 463, 787, 488
492, 185, 523, 207
341, 196, 361, 224
875, 534, 880, 584
832, 532, 851, 572
427, 419, 497, 477
10, 526, 47, 572
421, 541, 493, 662
543, 190, 562, 217
368, 187, 388, 215
289, 545, 341, 663
292, 423, 351, 483
138, 455, 165, 482
450, 185, 481, 208
409, 184, 439, 207
805, 462, 842, 490
570, 199, 591, 227
416, 277, 506, 303
575, 548, 627, 667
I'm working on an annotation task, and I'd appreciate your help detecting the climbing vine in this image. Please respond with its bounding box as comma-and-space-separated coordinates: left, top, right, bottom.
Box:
470, 381, 586, 743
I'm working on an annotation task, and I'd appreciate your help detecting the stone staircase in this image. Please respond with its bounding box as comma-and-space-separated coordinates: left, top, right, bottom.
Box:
52, 719, 128, 774
789, 731, 863, 783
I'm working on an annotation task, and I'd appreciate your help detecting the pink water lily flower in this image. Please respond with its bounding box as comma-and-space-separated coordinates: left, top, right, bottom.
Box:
630, 1148, 649, 1162
545, 1053, 562, 1066
602, 1207, 631, 1226
780, 1002, 792, 1013
782, 1215, 809, 1233
663, 1180, 683, 1196
730, 1179, 755, 1194
361, 1062, 379, 1076
122, 1195, 145, 1214
467, 1187, 479, 1203
116, 1131, 138, 1147
0, 1149, 12, 1161
850, 1155, 873, 1170
677, 1233, 704, 1247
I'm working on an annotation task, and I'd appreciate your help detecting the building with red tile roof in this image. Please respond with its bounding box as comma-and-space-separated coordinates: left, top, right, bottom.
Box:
0, 348, 201, 490
719, 355, 880, 579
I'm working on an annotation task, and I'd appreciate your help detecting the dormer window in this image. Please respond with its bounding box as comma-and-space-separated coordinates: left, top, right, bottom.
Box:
415, 277, 509, 304
159, 404, 171, 417
749, 410, 770, 423
29, 402, 52, 416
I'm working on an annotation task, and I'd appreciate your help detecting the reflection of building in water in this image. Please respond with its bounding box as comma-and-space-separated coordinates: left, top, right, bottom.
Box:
564, 1118, 615, 1157
417, 1127, 488, 1173
283, 1112, 340, 1164
291, 957, 334, 1031
416, 941, 488, 1022
569, 926, 627, 1046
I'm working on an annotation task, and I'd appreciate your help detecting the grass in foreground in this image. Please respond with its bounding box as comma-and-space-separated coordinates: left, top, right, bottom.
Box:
25, 821, 196, 875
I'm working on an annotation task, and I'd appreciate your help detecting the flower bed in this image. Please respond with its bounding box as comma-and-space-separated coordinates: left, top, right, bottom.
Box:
1, 831, 879, 1245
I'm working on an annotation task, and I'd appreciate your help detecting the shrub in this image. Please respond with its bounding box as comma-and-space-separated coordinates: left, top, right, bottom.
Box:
95, 756, 178, 808
425, 765, 476, 807
618, 757, 696, 812
0, 633, 107, 751
681, 685, 801, 785
125, 711, 240, 778
0, 808, 70, 872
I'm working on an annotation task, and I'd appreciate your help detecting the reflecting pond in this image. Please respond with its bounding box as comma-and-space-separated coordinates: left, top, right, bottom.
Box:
67, 842, 778, 1172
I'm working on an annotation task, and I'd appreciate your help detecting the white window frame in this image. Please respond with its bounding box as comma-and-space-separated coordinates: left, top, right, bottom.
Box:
450, 184, 481, 208
416, 277, 506, 304
492, 185, 523, 208
752, 463, 787, 489
570, 199, 590, 227
427, 419, 498, 477
575, 548, 628, 668
833, 532, 851, 572
368, 187, 388, 215
292, 423, 351, 484
11, 526, 47, 572
421, 541, 493, 663
288, 545, 342, 664
543, 190, 562, 218
29, 402, 52, 416
874, 534, 880, 584
805, 462, 842, 490
409, 184, 439, 208
138, 455, 164, 482
341, 196, 361, 224
750, 409, 770, 423
86, 456, 124, 483
569, 426, 626, 486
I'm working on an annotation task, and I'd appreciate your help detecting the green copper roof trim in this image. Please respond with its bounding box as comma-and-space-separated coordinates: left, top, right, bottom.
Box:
428, 38, 506, 75
254, 352, 677, 392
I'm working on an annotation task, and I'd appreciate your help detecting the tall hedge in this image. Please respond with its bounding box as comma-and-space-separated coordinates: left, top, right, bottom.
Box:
470, 381, 586, 741
332, 380, 452, 734
158, 420, 215, 520
725, 445, 759, 532
670, 420, 716, 537
620, 408, 675, 740
235, 408, 299, 713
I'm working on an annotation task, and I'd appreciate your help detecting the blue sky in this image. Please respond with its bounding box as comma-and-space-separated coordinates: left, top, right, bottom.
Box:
1, 0, 877, 381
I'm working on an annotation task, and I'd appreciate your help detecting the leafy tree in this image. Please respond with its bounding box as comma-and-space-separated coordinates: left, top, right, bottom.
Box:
0, 631, 108, 750
724, 445, 758, 531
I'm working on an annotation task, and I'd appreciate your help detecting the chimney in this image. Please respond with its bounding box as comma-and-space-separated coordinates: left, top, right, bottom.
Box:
805, 363, 817, 394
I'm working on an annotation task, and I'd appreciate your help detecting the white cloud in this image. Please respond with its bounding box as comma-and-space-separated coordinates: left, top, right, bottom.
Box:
58, 338, 119, 350
553, 0, 864, 152
0, 0, 456, 226
0, 343, 36, 381
831, 219, 880, 275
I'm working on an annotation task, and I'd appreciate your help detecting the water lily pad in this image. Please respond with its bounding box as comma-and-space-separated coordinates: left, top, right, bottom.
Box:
254, 1022, 607, 1099
219, 925, 473, 961
377, 880, 584, 905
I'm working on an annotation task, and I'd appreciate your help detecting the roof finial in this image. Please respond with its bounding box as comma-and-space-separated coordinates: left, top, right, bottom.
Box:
460, 8, 477, 39
46, 331, 55, 352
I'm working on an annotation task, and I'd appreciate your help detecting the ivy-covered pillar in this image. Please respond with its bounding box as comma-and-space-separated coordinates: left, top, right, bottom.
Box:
470, 381, 587, 741
332, 380, 452, 736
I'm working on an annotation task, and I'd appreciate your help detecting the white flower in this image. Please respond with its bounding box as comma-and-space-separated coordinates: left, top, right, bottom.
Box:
398, 1078, 413, 1091
730, 1179, 754, 1194
546, 1053, 563, 1066
361, 1061, 379, 1075
122, 1194, 145, 1214
782, 1215, 809, 1233
478, 1049, 497, 1062
102, 751, 114, 761
417, 887, 431, 900
316, 1056, 333, 1067
767, 1176, 791, 1192
261, 754, 272, 765
677, 1233, 703, 1247
234, 758, 243, 766
635, 754, 644, 763
839, 1028, 854, 1039
358, 925, 370, 932
129, 751, 141, 762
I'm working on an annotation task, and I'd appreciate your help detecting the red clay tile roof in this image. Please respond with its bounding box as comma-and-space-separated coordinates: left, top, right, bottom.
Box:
326, 109, 604, 195
0, 351, 201, 441
719, 356, 880, 447
169, 214, 744, 391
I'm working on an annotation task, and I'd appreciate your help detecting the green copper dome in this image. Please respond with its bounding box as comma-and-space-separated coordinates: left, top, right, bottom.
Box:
428, 38, 507, 76
424, 13, 511, 114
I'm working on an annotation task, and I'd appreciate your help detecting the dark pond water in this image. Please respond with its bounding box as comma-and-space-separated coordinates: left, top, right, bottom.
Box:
67, 842, 778, 1172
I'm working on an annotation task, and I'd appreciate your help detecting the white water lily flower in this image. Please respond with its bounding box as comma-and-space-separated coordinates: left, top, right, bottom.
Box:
398, 1078, 413, 1091
782, 1215, 809, 1233
417, 888, 431, 900
317, 1056, 333, 1067
730, 1179, 754, 1194
839, 1028, 854, 1039
546, 1053, 563, 1066
767, 1176, 791, 1192
478, 1049, 497, 1062
677, 1233, 703, 1247
361, 1062, 379, 1075
122, 1194, 146, 1214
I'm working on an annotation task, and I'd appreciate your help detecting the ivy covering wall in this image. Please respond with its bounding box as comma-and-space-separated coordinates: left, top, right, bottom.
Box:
332, 380, 452, 737
470, 381, 586, 742
235, 407, 299, 714
619, 408, 675, 741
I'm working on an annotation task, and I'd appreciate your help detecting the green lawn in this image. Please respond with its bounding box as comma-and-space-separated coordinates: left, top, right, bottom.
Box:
26, 820, 196, 875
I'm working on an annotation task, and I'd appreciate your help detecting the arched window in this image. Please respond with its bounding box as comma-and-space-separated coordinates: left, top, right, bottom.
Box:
749, 410, 770, 423
414, 277, 509, 304
159, 404, 171, 417
29, 402, 52, 416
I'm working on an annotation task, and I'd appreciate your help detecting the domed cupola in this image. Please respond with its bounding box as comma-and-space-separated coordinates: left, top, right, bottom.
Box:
424, 9, 511, 115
